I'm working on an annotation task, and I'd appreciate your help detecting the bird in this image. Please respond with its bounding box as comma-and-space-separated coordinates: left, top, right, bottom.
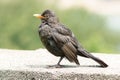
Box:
33, 10, 108, 68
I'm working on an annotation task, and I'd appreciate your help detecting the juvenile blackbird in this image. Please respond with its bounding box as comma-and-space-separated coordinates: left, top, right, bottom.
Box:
33, 10, 108, 67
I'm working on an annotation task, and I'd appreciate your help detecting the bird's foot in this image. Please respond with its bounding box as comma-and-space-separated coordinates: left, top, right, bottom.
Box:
48, 64, 62, 68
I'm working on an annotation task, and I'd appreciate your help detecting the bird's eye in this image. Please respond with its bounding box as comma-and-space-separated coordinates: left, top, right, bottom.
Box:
45, 15, 49, 18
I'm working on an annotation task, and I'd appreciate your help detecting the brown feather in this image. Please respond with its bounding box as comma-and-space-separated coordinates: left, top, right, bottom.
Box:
38, 10, 108, 67
61, 42, 80, 65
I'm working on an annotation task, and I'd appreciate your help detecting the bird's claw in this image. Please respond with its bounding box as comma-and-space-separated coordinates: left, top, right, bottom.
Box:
47, 64, 62, 68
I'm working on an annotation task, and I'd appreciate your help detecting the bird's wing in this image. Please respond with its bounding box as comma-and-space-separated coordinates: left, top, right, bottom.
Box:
52, 26, 79, 64
55, 25, 82, 47
54, 26, 90, 58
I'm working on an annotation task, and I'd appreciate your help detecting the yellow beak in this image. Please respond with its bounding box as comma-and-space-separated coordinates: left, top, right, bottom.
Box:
33, 14, 45, 19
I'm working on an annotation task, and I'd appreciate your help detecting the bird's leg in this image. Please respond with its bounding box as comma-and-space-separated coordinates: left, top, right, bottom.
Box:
48, 57, 64, 68
57, 57, 64, 66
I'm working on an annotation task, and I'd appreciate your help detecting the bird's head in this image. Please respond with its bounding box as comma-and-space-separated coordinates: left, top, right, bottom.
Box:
33, 10, 59, 23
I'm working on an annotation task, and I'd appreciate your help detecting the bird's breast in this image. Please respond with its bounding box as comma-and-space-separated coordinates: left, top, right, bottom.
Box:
38, 25, 56, 46
39, 28, 51, 37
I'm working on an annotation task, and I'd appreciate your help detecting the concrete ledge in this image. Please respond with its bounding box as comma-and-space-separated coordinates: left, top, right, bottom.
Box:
0, 49, 120, 80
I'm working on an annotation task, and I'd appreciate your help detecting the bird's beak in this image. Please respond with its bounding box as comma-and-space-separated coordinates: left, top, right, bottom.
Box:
33, 14, 45, 19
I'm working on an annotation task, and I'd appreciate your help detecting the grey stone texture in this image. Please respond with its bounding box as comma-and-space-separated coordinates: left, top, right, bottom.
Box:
0, 49, 120, 80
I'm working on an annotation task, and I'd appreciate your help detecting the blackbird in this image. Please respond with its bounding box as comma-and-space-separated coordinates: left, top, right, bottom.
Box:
33, 10, 108, 67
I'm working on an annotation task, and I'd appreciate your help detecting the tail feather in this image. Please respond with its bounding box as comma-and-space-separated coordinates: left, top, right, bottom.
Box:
90, 56, 108, 67
78, 49, 108, 67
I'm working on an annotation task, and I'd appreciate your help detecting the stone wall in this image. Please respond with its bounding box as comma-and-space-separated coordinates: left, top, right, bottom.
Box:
0, 49, 120, 80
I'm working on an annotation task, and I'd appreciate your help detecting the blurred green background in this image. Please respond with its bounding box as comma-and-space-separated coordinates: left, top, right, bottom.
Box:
0, 0, 120, 53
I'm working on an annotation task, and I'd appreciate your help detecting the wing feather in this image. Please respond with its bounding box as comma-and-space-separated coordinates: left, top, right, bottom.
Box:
51, 31, 79, 64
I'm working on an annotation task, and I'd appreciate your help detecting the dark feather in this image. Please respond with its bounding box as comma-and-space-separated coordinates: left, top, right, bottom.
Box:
38, 10, 108, 67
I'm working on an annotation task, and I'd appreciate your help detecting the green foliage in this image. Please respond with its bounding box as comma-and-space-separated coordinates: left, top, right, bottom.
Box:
0, 0, 119, 53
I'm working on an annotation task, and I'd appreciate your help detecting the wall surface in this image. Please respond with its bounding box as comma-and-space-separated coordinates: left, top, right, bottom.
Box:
0, 49, 120, 80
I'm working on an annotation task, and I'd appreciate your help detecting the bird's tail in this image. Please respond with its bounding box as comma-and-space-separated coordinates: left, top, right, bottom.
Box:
89, 55, 108, 67
78, 49, 108, 68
